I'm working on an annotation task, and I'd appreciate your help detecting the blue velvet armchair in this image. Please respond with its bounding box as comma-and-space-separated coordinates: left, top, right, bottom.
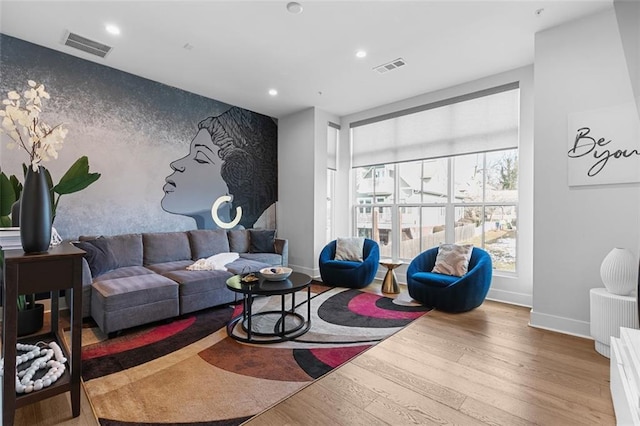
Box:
406, 246, 492, 312
319, 239, 380, 288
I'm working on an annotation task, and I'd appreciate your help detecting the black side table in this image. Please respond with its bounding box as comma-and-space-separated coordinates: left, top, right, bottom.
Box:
1, 243, 84, 426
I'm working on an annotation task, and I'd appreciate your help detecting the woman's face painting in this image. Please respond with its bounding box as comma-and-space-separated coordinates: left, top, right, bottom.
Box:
162, 128, 229, 215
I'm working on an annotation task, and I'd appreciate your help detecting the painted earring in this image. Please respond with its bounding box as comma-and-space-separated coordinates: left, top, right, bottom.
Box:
211, 195, 242, 229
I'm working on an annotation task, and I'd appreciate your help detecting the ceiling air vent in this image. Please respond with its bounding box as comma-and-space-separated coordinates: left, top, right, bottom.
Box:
373, 58, 407, 74
62, 31, 112, 58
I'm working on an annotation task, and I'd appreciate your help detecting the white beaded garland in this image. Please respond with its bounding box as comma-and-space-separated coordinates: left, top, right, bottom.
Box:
0, 341, 67, 394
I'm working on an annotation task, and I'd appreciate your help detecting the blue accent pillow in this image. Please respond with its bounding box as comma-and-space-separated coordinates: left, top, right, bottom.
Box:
73, 237, 116, 277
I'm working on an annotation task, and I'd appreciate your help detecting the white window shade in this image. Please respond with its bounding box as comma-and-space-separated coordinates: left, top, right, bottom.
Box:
327, 123, 339, 170
351, 85, 519, 168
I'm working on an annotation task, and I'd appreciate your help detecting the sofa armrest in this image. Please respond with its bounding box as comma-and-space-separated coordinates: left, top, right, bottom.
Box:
65, 257, 94, 318
274, 238, 288, 267
81, 257, 94, 286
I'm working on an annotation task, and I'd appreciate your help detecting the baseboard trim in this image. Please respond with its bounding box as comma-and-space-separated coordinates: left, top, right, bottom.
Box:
486, 288, 532, 307
290, 264, 320, 279
529, 309, 591, 338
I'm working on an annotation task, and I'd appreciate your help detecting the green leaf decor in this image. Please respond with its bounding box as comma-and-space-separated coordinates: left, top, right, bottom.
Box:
54, 156, 101, 195
0, 156, 101, 226
0, 171, 15, 216
51, 156, 101, 221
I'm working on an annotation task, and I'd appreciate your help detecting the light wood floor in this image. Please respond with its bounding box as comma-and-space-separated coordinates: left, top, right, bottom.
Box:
9, 285, 614, 425
13, 383, 99, 426
246, 293, 615, 425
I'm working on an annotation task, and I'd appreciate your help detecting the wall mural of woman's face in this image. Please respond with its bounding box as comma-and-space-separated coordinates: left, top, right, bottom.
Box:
161, 128, 230, 224
162, 107, 277, 230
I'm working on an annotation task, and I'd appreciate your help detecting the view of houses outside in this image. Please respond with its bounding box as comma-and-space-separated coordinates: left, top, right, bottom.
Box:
354, 149, 518, 271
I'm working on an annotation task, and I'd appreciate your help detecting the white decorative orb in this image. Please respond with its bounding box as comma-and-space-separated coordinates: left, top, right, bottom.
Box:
600, 247, 637, 296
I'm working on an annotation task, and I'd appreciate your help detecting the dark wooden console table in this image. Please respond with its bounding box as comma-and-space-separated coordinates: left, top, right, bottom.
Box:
1, 243, 84, 426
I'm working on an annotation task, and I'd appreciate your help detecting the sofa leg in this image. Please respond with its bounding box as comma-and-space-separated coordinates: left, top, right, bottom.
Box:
107, 330, 121, 339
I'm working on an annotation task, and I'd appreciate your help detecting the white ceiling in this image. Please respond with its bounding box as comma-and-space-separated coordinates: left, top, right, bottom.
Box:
0, 0, 613, 119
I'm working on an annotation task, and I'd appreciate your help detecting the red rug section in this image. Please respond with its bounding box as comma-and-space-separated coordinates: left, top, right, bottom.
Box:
348, 292, 426, 320
82, 316, 196, 360
309, 345, 371, 368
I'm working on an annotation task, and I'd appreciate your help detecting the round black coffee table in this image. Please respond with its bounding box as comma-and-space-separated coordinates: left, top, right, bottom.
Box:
226, 271, 312, 344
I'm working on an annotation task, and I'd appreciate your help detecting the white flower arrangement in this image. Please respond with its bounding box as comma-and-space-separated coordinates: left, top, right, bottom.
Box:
0, 80, 67, 171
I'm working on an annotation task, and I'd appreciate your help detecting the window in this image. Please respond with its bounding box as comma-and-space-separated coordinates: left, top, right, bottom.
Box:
354, 150, 518, 271
351, 84, 519, 272
452, 150, 518, 271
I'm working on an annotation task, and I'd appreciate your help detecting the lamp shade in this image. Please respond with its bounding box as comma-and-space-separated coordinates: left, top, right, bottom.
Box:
600, 248, 637, 296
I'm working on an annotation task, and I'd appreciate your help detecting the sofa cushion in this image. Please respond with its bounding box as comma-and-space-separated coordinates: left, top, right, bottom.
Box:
228, 230, 250, 253
92, 274, 179, 312
73, 237, 117, 277
162, 269, 232, 297
411, 271, 459, 288
249, 229, 276, 253
143, 232, 191, 265
239, 253, 282, 267
103, 233, 144, 267
145, 260, 194, 275
322, 259, 362, 270
226, 258, 271, 275
188, 229, 230, 260
92, 266, 155, 282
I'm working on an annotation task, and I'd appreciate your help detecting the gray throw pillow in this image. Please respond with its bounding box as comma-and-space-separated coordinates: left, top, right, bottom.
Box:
228, 230, 250, 253
432, 243, 473, 276
73, 237, 117, 277
249, 229, 276, 253
334, 237, 365, 261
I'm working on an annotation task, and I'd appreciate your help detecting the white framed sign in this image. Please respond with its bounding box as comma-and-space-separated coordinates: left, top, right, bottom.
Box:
568, 102, 640, 186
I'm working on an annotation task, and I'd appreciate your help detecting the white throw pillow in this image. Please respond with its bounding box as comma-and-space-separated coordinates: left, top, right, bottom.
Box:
432, 243, 473, 277
334, 237, 365, 262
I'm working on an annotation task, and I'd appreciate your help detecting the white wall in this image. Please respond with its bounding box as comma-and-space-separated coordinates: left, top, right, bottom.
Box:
614, 0, 640, 119
313, 108, 340, 274
339, 66, 535, 307
531, 8, 640, 336
278, 108, 316, 274
278, 107, 338, 277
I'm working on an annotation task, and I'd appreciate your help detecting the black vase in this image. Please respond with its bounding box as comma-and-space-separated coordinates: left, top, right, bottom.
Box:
20, 166, 52, 254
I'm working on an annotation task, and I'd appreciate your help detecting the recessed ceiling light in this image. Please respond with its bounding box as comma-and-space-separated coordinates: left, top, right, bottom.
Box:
105, 24, 120, 35
535, 8, 544, 16
356, 50, 367, 59
286, 2, 303, 14
268, 89, 278, 96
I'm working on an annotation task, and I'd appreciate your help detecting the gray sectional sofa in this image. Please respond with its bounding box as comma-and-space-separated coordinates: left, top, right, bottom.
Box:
69, 229, 287, 335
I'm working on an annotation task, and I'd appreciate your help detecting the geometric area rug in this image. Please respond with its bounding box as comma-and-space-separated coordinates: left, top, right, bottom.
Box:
80, 284, 431, 425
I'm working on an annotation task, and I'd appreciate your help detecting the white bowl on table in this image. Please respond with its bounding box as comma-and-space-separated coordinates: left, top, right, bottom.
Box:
259, 267, 293, 281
